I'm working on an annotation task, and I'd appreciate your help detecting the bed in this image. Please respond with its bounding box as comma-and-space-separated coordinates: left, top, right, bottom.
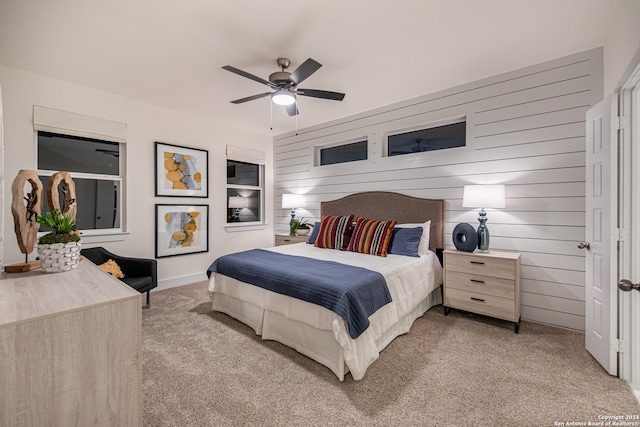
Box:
207, 191, 445, 381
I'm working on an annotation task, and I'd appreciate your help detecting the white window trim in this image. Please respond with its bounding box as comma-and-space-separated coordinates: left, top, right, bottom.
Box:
226, 145, 266, 228
314, 136, 368, 167
224, 223, 267, 232
33, 106, 128, 240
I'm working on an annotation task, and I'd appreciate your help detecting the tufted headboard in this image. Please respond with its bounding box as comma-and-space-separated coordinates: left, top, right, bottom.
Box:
320, 191, 445, 249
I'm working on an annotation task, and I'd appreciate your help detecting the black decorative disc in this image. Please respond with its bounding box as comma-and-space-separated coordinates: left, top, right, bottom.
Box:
452, 223, 478, 252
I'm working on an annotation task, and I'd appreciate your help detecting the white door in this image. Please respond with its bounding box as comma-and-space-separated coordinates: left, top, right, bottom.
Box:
585, 94, 618, 375
617, 64, 640, 386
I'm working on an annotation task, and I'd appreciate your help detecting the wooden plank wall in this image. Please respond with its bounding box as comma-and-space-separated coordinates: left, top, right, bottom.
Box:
273, 48, 603, 331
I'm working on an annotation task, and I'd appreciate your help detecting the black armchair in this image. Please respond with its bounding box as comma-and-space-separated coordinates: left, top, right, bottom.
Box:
81, 247, 158, 308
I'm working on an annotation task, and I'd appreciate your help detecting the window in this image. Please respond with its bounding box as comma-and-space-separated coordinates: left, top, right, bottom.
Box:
37, 131, 123, 232
227, 160, 263, 223
387, 121, 465, 157
319, 140, 368, 166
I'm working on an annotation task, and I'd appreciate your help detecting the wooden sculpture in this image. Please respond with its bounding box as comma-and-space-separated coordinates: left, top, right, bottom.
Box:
7, 170, 44, 272
47, 171, 77, 221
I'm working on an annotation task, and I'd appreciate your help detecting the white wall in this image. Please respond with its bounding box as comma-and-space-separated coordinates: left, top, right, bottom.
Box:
603, 0, 640, 94
274, 48, 603, 331
1, 66, 273, 289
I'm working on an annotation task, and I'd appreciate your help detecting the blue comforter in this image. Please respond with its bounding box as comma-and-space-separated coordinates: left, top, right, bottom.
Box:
207, 249, 392, 339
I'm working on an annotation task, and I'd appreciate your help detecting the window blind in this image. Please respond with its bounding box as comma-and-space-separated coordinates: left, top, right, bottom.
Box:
33, 105, 127, 144
226, 144, 265, 165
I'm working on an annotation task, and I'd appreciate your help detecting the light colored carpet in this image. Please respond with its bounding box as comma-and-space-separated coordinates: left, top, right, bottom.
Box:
142, 281, 639, 426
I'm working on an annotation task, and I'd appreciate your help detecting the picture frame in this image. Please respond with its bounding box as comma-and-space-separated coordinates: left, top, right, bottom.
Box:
155, 204, 209, 258
155, 142, 208, 197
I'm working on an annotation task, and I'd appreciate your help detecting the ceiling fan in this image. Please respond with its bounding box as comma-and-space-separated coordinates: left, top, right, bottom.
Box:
222, 58, 345, 116
390, 138, 432, 156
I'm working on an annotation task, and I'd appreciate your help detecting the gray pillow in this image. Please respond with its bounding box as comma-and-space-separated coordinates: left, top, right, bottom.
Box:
306, 222, 321, 244
388, 227, 423, 257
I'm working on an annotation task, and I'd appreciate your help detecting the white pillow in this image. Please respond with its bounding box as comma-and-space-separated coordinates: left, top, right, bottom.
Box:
395, 220, 431, 256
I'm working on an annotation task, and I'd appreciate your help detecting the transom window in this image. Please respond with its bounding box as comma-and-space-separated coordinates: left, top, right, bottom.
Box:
387, 121, 465, 157
318, 140, 368, 166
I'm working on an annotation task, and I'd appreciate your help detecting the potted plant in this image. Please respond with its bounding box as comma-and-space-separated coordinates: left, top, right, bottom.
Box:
289, 218, 314, 236
36, 209, 82, 273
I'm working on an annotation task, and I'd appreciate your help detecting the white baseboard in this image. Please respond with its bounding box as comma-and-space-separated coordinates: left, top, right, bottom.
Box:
156, 272, 208, 291
631, 383, 640, 405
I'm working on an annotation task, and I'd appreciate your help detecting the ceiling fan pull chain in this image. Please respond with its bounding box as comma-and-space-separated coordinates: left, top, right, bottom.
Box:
270, 98, 273, 131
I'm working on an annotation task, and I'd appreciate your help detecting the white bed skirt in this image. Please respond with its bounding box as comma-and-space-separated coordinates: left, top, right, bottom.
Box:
209, 275, 442, 381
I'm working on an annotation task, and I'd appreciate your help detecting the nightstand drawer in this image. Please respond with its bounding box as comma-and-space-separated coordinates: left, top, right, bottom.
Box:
275, 235, 309, 246
445, 288, 515, 321
445, 252, 516, 280
445, 271, 515, 299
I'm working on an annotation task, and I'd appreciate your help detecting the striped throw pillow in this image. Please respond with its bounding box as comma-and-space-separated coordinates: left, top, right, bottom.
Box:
314, 214, 354, 250
346, 217, 397, 257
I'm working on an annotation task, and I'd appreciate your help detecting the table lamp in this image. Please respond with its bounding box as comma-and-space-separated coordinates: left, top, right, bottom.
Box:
228, 196, 249, 221
282, 193, 303, 224
462, 185, 505, 251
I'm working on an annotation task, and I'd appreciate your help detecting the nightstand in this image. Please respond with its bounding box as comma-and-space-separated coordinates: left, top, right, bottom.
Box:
275, 234, 309, 246
443, 249, 521, 333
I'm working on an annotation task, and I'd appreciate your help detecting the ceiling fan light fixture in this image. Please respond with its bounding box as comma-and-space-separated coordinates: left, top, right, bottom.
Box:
271, 89, 296, 106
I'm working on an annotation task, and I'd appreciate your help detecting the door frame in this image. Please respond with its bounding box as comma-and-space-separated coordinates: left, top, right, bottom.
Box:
0, 84, 3, 270
617, 60, 640, 387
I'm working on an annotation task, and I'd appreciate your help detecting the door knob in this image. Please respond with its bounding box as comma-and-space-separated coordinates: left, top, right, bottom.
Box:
577, 242, 591, 250
618, 279, 640, 292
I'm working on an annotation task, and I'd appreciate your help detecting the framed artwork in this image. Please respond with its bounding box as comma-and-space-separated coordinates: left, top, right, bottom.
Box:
155, 204, 209, 258
155, 142, 208, 197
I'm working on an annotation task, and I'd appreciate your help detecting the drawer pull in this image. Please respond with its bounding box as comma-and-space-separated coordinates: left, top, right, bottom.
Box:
470, 297, 485, 303
470, 279, 485, 284
470, 261, 485, 265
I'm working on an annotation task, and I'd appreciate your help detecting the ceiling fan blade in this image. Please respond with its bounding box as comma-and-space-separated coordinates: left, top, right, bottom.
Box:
230, 92, 272, 104
297, 89, 345, 101
285, 103, 299, 116
222, 65, 275, 88
288, 58, 322, 85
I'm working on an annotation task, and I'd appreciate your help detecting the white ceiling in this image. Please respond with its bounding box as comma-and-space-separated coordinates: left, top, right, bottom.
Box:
0, 0, 619, 136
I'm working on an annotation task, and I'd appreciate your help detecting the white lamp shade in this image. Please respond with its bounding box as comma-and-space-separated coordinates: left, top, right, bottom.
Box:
282, 193, 303, 209
228, 196, 249, 209
271, 90, 296, 106
462, 185, 505, 209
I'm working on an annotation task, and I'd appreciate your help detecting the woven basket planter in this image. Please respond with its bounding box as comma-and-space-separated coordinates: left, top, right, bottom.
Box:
37, 241, 82, 273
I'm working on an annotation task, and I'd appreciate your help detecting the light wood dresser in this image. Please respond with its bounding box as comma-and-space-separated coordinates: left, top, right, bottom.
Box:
0, 259, 143, 426
443, 249, 521, 333
275, 234, 310, 246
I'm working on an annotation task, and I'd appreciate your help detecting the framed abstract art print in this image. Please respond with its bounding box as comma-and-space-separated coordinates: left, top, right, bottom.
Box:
155, 142, 208, 198
155, 204, 209, 258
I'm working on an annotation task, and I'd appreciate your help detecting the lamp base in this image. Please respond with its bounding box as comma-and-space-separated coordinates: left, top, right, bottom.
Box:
477, 209, 490, 251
